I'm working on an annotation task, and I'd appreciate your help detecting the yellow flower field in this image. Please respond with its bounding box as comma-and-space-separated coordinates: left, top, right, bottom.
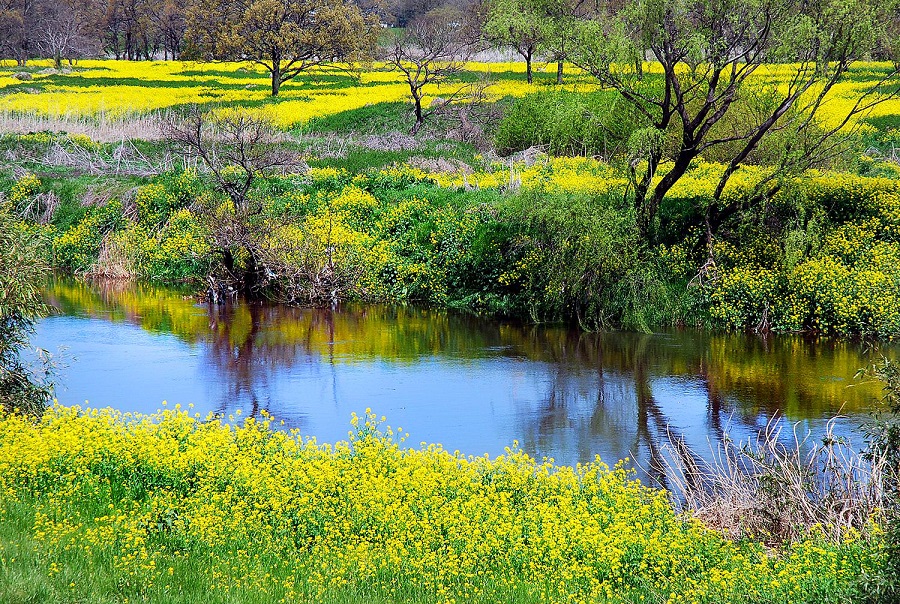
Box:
0, 59, 893, 132
0, 405, 880, 603
0, 60, 588, 128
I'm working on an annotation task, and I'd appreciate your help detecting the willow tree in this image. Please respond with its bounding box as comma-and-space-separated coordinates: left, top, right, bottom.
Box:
185, 0, 378, 96
0, 201, 52, 415
483, 0, 544, 84
572, 0, 900, 244
541, 0, 589, 84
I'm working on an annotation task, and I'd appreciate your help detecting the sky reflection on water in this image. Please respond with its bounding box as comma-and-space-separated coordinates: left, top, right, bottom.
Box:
35, 278, 893, 475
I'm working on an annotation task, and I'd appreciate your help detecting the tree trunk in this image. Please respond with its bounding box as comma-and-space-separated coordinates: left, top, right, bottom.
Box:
557, 60, 563, 84
243, 250, 259, 297
632, 179, 651, 238
411, 92, 424, 134
271, 61, 281, 96
526, 52, 533, 84
640, 150, 697, 240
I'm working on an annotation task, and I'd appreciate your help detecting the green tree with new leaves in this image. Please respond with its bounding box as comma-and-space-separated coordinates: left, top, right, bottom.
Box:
483, 0, 544, 84
185, 0, 378, 96
572, 0, 900, 249
541, 0, 588, 84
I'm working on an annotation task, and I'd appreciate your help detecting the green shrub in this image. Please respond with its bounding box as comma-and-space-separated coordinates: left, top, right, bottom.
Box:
134, 170, 203, 229
493, 190, 693, 330
494, 90, 645, 158
52, 201, 124, 273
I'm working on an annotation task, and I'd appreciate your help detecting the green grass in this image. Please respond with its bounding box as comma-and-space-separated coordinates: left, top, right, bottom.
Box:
302, 102, 412, 135
0, 494, 553, 604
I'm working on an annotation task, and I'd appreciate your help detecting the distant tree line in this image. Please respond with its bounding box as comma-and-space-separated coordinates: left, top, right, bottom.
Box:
0, 0, 464, 67
0, 0, 193, 65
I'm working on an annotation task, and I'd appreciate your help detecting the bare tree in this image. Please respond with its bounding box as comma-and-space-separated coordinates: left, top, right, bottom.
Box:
0, 0, 35, 65
165, 106, 298, 296
36, 0, 99, 67
384, 8, 477, 134
147, 0, 189, 60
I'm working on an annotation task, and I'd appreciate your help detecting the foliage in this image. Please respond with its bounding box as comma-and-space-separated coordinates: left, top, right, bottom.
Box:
184, 0, 377, 95
494, 88, 645, 157
0, 202, 51, 415
0, 405, 882, 603
24, 149, 900, 337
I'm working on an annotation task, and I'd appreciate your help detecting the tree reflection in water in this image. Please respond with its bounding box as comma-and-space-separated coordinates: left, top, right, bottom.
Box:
43, 277, 893, 471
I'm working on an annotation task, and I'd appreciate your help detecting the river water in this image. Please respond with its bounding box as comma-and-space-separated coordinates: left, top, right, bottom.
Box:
35, 278, 891, 475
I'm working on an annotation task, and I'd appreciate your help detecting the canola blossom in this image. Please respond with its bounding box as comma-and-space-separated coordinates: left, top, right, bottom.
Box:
0, 405, 878, 603
0, 59, 892, 132
0, 60, 591, 128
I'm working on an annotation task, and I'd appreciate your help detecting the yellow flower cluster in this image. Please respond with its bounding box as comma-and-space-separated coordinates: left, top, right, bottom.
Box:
0, 60, 548, 128
53, 200, 123, 272
708, 210, 900, 336
433, 156, 629, 196
0, 405, 877, 603
7, 172, 41, 207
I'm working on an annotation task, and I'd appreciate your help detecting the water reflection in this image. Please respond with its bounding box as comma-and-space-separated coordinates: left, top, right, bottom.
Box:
37, 278, 891, 472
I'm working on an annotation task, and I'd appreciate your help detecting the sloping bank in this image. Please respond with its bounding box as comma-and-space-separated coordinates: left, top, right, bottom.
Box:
22, 145, 900, 337
0, 405, 881, 603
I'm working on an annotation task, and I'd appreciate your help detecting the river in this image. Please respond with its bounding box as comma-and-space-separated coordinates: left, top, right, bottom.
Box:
35, 277, 891, 478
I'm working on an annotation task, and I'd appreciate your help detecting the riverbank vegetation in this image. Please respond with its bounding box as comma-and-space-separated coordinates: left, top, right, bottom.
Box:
0, 198, 52, 415
0, 0, 897, 341
1, 0, 900, 337
7, 128, 900, 335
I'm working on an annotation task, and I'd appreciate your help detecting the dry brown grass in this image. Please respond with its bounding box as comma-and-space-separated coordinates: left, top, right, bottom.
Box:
660, 415, 887, 544
0, 110, 164, 142
84, 234, 136, 280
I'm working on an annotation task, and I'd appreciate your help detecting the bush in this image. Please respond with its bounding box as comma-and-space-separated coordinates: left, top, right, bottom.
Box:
494, 90, 645, 158
494, 190, 693, 330
134, 171, 202, 229
52, 201, 124, 273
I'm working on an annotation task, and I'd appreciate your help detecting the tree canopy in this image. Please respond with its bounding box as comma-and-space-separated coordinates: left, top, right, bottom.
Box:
185, 0, 378, 96
571, 0, 900, 244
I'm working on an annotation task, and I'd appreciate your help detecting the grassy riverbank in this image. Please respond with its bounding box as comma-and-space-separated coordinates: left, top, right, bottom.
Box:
9, 146, 900, 336
0, 405, 885, 604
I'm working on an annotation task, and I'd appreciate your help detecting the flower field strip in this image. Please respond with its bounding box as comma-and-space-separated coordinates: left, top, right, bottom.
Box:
0, 405, 878, 603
